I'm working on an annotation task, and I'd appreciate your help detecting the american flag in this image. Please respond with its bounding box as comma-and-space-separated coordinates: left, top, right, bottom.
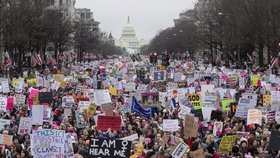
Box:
271, 57, 278, 67
47, 57, 57, 65
32, 54, 43, 66
5, 58, 12, 68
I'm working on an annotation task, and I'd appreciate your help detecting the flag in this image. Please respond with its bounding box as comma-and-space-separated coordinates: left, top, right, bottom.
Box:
131, 97, 152, 119
271, 57, 278, 67
5, 58, 12, 68
47, 57, 57, 65
32, 54, 42, 66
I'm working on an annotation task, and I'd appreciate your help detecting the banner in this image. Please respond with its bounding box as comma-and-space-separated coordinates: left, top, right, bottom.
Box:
218, 135, 236, 154
187, 94, 201, 110
88, 138, 131, 158
32, 129, 65, 158
171, 142, 189, 158
184, 115, 198, 138
141, 93, 159, 107
163, 119, 179, 132
75, 111, 88, 128
32, 105, 44, 125
18, 117, 32, 135
64, 133, 74, 158
0, 119, 10, 130
94, 90, 112, 105
96, 116, 121, 131
247, 109, 262, 125
39, 92, 53, 104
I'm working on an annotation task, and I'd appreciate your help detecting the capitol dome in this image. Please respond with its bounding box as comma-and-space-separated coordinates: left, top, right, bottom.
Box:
121, 17, 136, 38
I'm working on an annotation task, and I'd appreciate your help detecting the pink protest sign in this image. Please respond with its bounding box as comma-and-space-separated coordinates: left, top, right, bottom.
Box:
6, 97, 14, 111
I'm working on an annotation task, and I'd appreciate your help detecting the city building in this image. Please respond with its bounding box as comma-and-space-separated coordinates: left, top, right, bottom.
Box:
76, 8, 100, 36
100, 32, 115, 45
46, 0, 77, 19
115, 17, 147, 54
174, 10, 195, 26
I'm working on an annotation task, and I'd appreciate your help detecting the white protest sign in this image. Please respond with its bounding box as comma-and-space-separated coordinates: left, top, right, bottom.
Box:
202, 107, 216, 122
163, 119, 179, 132
167, 82, 178, 91
271, 91, 280, 102
0, 119, 10, 130
239, 78, 245, 89
125, 82, 136, 92
1, 81, 9, 93
174, 72, 182, 82
32, 105, 44, 125
235, 98, 256, 117
171, 142, 189, 158
78, 101, 91, 111
15, 82, 23, 93
247, 109, 262, 125
62, 96, 75, 108
64, 133, 74, 158
18, 117, 32, 135
0, 97, 7, 112
120, 133, 138, 141
94, 90, 112, 105
43, 107, 52, 122
178, 106, 192, 119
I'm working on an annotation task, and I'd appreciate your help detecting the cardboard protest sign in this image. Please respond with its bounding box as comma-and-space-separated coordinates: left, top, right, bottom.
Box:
0, 97, 7, 112
213, 122, 223, 136
171, 142, 189, 158
62, 96, 75, 108
88, 138, 131, 158
263, 95, 272, 106
64, 133, 74, 158
247, 109, 262, 125
184, 114, 198, 138
221, 99, 235, 111
96, 115, 121, 131
75, 111, 89, 128
94, 90, 112, 105
32, 129, 65, 158
0, 119, 10, 130
269, 130, 280, 151
18, 117, 32, 135
141, 93, 160, 107
163, 119, 179, 132
218, 135, 236, 154
0, 134, 13, 145
15, 94, 26, 105
187, 94, 201, 110
39, 92, 52, 104
152, 71, 166, 82
32, 105, 44, 125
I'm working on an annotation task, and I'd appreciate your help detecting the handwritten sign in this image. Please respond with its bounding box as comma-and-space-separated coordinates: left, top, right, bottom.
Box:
32, 129, 65, 158
94, 90, 112, 105
163, 119, 179, 132
18, 117, 32, 135
0, 97, 7, 112
263, 95, 272, 106
78, 101, 91, 111
15, 94, 26, 105
247, 109, 262, 125
96, 116, 121, 131
0, 134, 13, 145
88, 138, 131, 158
64, 133, 74, 158
171, 142, 189, 158
218, 135, 236, 153
184, 115, 198, 138
62, 96, 75, 108
0, 119, 10, 130
125, 82, 136, 92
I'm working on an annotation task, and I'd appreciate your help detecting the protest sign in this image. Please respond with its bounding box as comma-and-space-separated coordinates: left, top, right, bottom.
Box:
0, 119, 10, 130
269, 130, 280, 151
39, 92, 53, 104
171, 142, 189, 158
174, 72, 182, 82
213, 122, 223, 136
178, 105, 192, 119
201, 84, 215, 105
96, 115, 121, 131
88, 138, 131, 158
32, 129, 65, 158
187, 94, 201, 110
221, 99, 235, 111
2, 80, 9, 93
271, 91, 280, 102
218, 135, 236, 154
167, 82, 178, 90
230, 102, 238, 117
43, 107, 52, 122
6, 97, 14, 110
75, 111, 88, 128
252, 75, 259, 87
18, 117, 31, 135
263, 95, 272, 106
108, 87, 117, 96
125, 82, 136, 92
163, 119, 179, 132
78, 101, 91, 111
0, 134, 13, 145
247, 109, 262, 125
32, 105, 44, 125
94, 90, 112, 105
62, 96, 75, 108
202, 107, 216, 122
15, 81, 23, 93
184, 115, 198, 138
87, 103, 97, 117
189, 148, 204, 158
239, 78, 245, 89
0, 97, 7, 112
120, 133, 138, 141
152, 71, 166, 82
15, 94, 26, 105
53, 74, 65, 86
204, 92, 217, 107
64, 133, 74, 158
141, 93, 160, 107
76, 85, 86, 93
235, 98, 256, 117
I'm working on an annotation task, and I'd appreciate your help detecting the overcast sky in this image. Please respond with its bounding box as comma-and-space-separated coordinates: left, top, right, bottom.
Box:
75, 0, 197, 42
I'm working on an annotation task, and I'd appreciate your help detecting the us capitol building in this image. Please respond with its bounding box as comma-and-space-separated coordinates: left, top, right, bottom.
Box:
115, 17, 147, 54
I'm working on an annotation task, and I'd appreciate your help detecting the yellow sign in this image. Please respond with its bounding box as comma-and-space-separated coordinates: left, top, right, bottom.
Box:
187, 94, 202, 110
27, 78, 36, 84
252, 76, 259, 87
33, 94, 39, 105
263, 95, 271, 106
218, 135, 236, 153
53, 74, 65, 87
12, 79, 20, 87
109, 87, 117, 96
87, 103, 97, 117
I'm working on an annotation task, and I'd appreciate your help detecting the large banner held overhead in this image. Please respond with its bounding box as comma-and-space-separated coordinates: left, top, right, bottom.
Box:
88, 138, 131, 158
